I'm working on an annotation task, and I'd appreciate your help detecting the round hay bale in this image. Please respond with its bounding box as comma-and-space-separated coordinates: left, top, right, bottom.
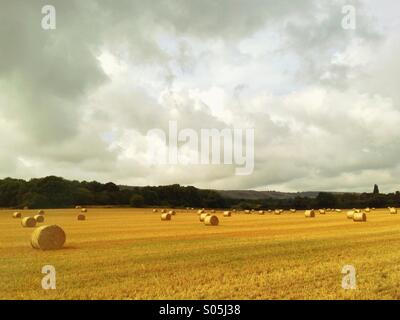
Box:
211, 210, 216, 213
223, 211, 231, 217
169, 210, 176, 215
204, 215, 219, 226
274, 210, 281, 215
346, 210, 355, 219
34, 215, 45, 223
354, 209, 361, 213
199, 213, 211, 222
335, 209, 342, 212
81, 208, 87, 213
305, 210, 315, 218
21, 217, 37, 228
37, 209, 45, 215
77, 214, 86, 221
290, 209, 296, 213
197, 209, 204, 215
161, 213, 171, 221
31, 225, 66, 250
161, 209, 166, 213
258, 210, 264, 215
75, 205, 82, 209
353, 212, 367, 222
244, 210, 251, 214
389, 207, 397, 214
319, 209, 326, 215
153, 209, 158, 213
365, 208, 371, 213
13, 212, 21, 218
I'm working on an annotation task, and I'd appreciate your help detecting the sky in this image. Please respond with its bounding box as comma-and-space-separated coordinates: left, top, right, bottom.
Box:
0, 0, 399, 192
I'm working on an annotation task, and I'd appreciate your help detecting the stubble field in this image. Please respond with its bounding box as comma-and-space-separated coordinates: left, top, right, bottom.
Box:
1, 208, 400, 300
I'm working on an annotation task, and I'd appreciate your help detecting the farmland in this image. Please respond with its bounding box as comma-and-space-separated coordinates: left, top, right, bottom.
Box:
1, 208, 400, 300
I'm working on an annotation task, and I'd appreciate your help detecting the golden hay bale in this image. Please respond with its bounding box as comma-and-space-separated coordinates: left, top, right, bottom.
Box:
197, 209, 204, 215
77, 214, 86, 221
354, 209, 361, 213
81, 208, 87, 213
304, 210, 315, 218
353, 212, 367, 222
34, 215, 45, 223
274, 209, 281, 215
290, 209, 296, 213
223, 211, 231, 217
335, 209, 342, 212
365, 208, 371, 213
161, 209, 166, 213
21, 217, 37, 228
153, 209, 158, 213
347, 210, 355, 219
268, 209, 272, 213
244, 210, 251, 214
389, 207, 397, 214
75, 205, 82, 209
372, 207, 376, 210
31, 225, 66, 250
169, 210, 176, 215
258, 210, 264, 215
319, 209, 326, 214
199, 213, 211, 222
37, 209, 45, 215
161, 213, 171, 221
204, 215, 219, 226
211, 210, 216, 213
13, 212, 21, 218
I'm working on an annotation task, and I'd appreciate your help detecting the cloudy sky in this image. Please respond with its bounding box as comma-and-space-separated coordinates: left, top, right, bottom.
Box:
0, 0, 399, 192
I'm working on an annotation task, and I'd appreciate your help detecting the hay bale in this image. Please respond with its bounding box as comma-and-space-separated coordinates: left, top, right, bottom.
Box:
31, 225, 66, 250
153, 209, 158, 213
346, 210, 355, 219
75, 205, 82, 209
290, 209, 296, 213
223, 211, 231, 217
37, 209, 45, 215
389, 207, 397, 214
199, 213, 211, 222
319, 209, 326, 214
365, 208, 371, 213
353, 212, 367, 222
305, 210, 315, 218
21, 217, 37, 228
169, 210, 176, 215
81, 208, 87, 213
210, 210, 216, 213
34, 215, 45, 223
13, 212, 21, 218
274, 209, 281, 215
244, 210, 251, 214
161, 213, 171, 221
77, 214, 86, 221
197, 209, 204, 215
161, 209, 166, 213
335, 209, 342, 212
204, 215, 219, 226
258, 210, 264, 215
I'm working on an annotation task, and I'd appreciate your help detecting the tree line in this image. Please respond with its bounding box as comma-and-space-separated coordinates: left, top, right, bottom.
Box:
0, 176, 399, 210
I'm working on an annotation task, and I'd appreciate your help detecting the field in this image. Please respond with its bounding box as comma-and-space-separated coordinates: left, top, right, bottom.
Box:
1, 208, 400, 300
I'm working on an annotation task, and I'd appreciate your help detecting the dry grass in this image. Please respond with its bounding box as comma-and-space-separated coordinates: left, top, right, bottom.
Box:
1, 208, 400, 299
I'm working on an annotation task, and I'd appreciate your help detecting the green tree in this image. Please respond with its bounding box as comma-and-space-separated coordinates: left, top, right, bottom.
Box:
130, 194, 145, 207
373, 184, 380, 194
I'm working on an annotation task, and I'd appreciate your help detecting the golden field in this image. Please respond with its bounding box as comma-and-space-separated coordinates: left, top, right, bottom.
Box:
1, 208, 400, 300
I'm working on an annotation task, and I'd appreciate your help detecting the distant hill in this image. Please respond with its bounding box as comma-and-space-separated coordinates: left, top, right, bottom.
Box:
216, 190, 321, 200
